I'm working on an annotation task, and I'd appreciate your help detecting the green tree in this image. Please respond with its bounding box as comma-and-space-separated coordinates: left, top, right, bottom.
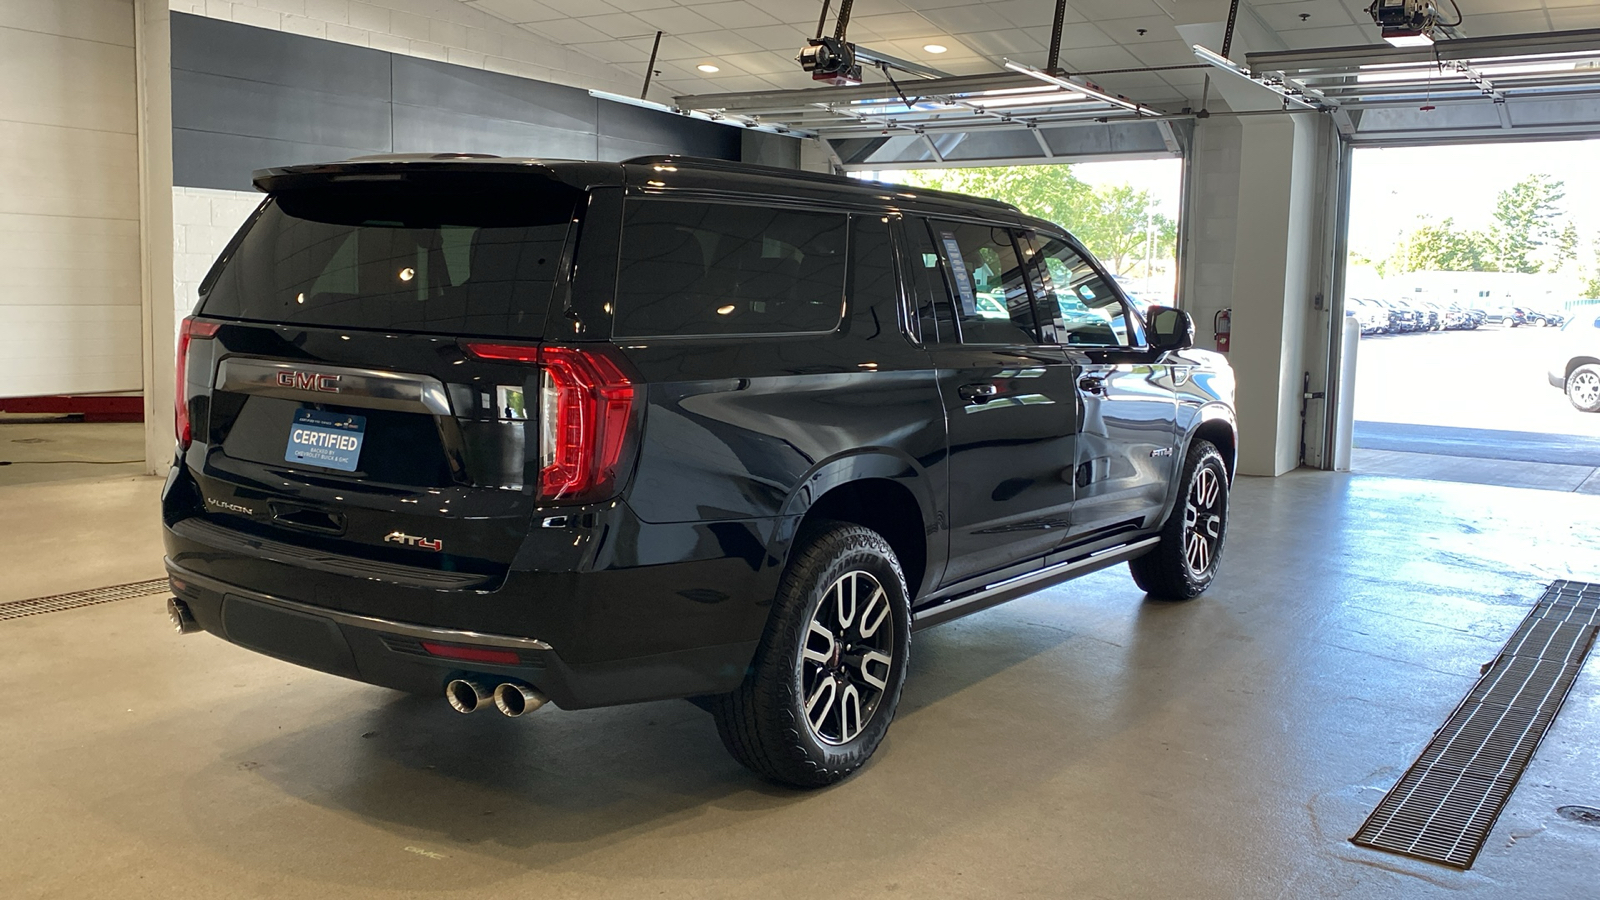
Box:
896, 164, 1176, 275
1492, 174, 1569, 273
1386, 217, 1498, 274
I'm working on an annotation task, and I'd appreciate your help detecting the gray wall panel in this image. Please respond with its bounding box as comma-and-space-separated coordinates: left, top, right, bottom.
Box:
171, 12, 390, 98
174, 130, 392, 192
596, 101, 739, 159
170, 12, 743, 192
172, 69, 393, 150
392, 58, 598, 134
391, 105, 600, 159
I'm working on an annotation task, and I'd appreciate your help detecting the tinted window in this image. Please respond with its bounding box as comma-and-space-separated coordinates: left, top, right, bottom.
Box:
931, 220, 1036, 345
1033, 236, 1134, 347
850, 215, 899, 333
614, 201, 847, 337
902, 219, 956, 343
201, 187, 575, 337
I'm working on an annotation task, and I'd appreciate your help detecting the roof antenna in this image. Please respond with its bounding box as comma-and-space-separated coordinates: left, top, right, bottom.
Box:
640, 30, 663, 100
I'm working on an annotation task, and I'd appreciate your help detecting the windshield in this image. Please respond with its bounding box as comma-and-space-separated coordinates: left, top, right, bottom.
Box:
200, 184, 579, 338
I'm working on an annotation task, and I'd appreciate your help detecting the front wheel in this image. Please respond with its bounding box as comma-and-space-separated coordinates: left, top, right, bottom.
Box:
1128, 440, 1230, 600
1568, 365, 1600, 413
711, 522, 912, 788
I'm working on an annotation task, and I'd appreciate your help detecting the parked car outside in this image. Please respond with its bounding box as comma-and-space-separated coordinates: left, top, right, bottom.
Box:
1346, 298, 1388, 335
162, 154, 1238, 787
1527, 309, 1566, 328
1549, 311, 1600, 412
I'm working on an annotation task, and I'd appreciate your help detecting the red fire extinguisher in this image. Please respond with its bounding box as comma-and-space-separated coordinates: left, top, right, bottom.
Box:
1214, 308, 1231, 353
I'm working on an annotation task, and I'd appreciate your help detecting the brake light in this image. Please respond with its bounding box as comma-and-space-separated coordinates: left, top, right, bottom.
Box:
463, 342, 638, 503
175, 318, 221, 451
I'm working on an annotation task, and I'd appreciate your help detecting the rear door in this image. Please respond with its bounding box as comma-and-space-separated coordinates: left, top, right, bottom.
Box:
179, 177, 581, 590
906, 217, 1081, 587
1026, 233, 1178, 542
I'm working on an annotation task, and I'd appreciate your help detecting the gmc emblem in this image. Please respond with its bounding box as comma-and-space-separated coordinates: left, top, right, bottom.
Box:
276, 370, 341, 393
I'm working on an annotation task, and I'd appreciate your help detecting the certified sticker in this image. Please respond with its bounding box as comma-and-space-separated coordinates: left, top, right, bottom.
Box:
285, 408, 366, 472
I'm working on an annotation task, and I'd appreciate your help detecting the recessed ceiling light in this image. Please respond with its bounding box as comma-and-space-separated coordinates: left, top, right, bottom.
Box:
923, 44, 948, 54
697, 63, 721, 73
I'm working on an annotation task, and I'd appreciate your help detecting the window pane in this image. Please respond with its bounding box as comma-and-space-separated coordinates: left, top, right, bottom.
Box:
850, 216, 900, 334
202, 187, 576, 337
1033, 236, 1133, 347
903, 219, 955, 343
932, 221, 1036, 344
614, 201, 847, 337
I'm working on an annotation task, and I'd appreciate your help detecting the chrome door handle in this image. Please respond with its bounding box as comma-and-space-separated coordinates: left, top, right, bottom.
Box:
958, 383, 998, 404
1078, 375, 1106, 395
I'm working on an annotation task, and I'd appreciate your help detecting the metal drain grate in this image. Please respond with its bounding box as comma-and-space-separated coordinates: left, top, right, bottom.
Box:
0, 578, 169, 622
1352, 580, 1600, 868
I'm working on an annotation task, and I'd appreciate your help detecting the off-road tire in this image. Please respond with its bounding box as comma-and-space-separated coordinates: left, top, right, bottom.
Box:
711, 522, 911, 789
1128, 440, 1230, 601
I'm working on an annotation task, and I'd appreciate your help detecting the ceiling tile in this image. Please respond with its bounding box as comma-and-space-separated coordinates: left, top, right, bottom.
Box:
578, 12, 659, 38
684, 2, 785, 29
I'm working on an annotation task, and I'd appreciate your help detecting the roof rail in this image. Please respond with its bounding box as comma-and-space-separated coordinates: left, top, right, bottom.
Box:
621, 155, 1021, 213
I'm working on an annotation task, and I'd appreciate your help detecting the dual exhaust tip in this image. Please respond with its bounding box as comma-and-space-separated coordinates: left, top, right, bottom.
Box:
445, 678, 548, 717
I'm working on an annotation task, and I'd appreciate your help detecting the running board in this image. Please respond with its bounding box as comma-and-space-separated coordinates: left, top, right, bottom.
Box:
912, 537, 1159, 631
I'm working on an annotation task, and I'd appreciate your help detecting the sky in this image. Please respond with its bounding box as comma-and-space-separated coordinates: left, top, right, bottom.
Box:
1348, 139, 1600, 264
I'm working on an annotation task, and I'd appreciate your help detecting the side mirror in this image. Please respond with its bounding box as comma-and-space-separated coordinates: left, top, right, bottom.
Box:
1147, 305, 1193, 352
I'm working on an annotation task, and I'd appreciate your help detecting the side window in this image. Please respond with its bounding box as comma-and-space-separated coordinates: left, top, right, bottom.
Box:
902, 218, 955, 343
1032, 235, 1134, 347
931, 219, 1037, 345
850, 215, 899, 337
613, 200, 847, 337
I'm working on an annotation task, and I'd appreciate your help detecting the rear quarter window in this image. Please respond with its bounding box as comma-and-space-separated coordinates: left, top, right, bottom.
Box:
613, 200, 848, 338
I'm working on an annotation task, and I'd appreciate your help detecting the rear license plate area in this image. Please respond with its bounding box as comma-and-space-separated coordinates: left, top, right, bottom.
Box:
286, 408, 366, 471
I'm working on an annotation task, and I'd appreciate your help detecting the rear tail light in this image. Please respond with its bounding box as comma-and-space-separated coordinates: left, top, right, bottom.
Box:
175, 317, 221, 451
463, 342, 639, 504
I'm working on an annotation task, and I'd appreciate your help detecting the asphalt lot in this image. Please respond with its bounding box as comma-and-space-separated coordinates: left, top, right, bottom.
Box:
1354, 322, 1600, 441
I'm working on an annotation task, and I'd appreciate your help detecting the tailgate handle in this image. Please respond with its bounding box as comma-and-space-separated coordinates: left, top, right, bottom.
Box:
269, 503, 346, 535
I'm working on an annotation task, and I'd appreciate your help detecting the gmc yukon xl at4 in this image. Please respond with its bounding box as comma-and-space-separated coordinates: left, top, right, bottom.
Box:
163, 155, 1237, 787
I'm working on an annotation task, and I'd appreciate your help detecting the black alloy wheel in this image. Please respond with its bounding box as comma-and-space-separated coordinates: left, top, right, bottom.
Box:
711, 521, 911, 788
1128, 440, 1230, 600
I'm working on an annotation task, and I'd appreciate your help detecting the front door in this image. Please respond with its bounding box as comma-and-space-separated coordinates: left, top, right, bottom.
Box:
904, 218, 1081, 587
1026, 233, 1178, 542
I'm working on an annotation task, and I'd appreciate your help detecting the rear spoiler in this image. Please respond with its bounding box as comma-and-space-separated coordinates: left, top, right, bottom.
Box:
251, 156, 617, 194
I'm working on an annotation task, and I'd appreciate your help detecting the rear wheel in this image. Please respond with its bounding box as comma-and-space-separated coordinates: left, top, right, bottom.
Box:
711, 522, 911, 788
1568, 365, 1600, 413
1128, 440, 1230, 601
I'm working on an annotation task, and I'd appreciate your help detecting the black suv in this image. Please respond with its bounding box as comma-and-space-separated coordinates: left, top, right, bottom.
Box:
163, 155, 1237, 787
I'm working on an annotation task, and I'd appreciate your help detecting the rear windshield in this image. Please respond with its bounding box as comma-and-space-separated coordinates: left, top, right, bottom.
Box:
200, 185, 577, 338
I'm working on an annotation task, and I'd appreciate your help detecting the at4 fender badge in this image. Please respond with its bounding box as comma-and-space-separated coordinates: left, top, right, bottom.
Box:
385, 531, 443, 552
276, 370, 341, 393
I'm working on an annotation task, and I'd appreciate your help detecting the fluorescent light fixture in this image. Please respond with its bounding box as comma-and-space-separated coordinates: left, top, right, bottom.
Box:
1002, 59, 1149, 114
697, 63, 720, 73
923, 44, 948, 54
1382, 30, 1435, 48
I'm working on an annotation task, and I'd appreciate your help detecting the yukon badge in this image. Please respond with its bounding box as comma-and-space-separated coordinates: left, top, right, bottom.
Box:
276, 370, 341, 393
385, 531, 443, 552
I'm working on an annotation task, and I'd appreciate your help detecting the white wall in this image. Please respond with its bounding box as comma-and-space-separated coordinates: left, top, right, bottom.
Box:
172, 187, 262, 337
169, 0, 636, 95
1180, 118, 1242, 352
0, 0, 144, 399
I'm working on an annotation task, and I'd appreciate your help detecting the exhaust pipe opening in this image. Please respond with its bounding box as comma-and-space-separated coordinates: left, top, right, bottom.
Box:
167, 598, 201, 635
445, 678, 493, 714
493, 682, 549, 717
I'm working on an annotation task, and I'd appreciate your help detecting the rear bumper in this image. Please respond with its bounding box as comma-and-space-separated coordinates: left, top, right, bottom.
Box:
166, 558, 758, 709
1549, 370, 1566, 390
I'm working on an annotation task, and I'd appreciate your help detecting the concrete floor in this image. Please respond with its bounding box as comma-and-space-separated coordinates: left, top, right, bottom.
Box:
3, 470, 1599, 899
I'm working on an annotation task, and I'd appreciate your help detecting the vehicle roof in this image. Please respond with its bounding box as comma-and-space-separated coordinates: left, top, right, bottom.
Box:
251, 153, 1048, 229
